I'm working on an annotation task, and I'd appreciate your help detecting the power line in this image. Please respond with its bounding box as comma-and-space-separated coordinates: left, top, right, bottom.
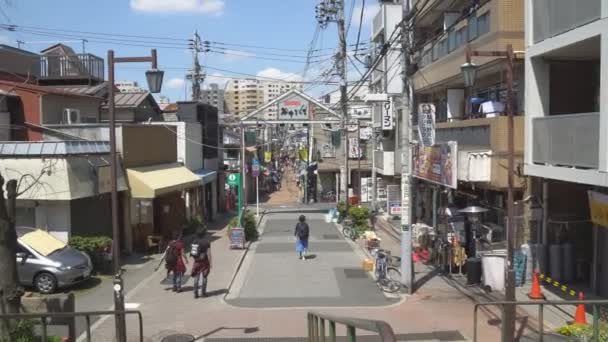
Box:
207, 49, 330, 64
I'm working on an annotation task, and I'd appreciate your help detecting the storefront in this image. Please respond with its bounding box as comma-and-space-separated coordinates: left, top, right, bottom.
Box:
127, 163, 202, 250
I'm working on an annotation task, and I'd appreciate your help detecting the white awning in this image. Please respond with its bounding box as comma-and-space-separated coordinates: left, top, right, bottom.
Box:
457, 147, 492, 183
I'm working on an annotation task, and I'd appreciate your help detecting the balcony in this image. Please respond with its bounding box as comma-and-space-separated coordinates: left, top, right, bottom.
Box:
532, 113, 599, 169
375, 150, 395, 176
533, 0, 601, 43
40, 54, 104, 82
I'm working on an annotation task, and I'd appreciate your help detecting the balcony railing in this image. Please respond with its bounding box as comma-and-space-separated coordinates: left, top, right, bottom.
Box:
416, 2, 491, 70
533, 0, 601, 43
40, 54, 104, 81
532, 112, 599, 169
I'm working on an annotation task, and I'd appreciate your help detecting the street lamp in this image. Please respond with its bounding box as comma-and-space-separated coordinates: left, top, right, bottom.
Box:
460, 44, 517, 342
107, 48, 163, 342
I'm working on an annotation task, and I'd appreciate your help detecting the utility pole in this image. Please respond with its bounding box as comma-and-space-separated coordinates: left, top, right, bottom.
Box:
401, 0, 414, 293
316, 0, 349, 209
16, 40, 24, 49
188, 30, 205, 101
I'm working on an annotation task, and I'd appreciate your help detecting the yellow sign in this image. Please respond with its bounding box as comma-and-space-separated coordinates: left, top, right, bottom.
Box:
298, 149, 308, 161
264, 151, 272, 163
588, 191, 608, 227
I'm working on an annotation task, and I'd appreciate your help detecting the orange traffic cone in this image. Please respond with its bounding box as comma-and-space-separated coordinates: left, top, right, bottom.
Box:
574, 292, 588, 325
528, 270, 545, 299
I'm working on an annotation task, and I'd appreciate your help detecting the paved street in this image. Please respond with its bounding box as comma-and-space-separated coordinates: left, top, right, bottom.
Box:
226, 212, 399, 308
78, 204, 511, 342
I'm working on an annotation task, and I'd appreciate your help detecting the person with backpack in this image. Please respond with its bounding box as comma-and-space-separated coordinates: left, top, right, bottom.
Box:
165, 230, 188, 292
294, 215, 310, 260
190, 228, 212, 298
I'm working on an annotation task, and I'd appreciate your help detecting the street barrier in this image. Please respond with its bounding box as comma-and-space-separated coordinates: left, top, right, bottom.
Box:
473, 299, 608, 342
307, 311, 396, 342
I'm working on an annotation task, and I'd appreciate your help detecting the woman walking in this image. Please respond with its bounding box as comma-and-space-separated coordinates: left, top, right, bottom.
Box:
294, 215, 310, 260
165, 230, 188, 292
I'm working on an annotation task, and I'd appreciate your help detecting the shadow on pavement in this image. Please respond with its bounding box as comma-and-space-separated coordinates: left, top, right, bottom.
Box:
196, 326, 260, 340
304, 254, 317, 260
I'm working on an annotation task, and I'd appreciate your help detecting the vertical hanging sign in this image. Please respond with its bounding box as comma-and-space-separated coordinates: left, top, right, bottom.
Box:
418, 103, 436, 147
382, 99, 394, 131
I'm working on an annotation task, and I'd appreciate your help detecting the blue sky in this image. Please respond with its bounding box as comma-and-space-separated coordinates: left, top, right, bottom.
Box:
0, 0, 376, 101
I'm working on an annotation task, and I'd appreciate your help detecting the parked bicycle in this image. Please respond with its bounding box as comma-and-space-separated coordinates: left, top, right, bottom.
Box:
341, 219, 357, 240
374, 249, 401, 293
321, 190, 336, 202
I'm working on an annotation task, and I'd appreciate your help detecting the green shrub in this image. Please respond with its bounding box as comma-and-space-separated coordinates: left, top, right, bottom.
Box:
68, 236, 112, 273
242, 210, 258, 241
557, 323, 608, 341
0, 319, 61, 342
181, 216, 206, 236
348, 206, 371, 238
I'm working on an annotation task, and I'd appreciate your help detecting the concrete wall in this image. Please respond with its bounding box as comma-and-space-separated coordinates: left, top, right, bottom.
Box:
41, 94, 101, 124
22, 200, 71, 242
153, 122, 204, 171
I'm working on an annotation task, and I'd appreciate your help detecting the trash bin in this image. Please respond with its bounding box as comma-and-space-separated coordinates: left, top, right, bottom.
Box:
466, 257, 482, 285
481, 251, 506, 291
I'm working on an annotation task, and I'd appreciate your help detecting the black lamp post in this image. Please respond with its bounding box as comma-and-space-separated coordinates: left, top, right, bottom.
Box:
107, 48, 163, 342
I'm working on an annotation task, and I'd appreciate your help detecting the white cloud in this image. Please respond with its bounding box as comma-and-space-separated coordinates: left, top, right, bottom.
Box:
256, 67, 303, 82
130, 0, 224, 15
223, 49, 255, 61
167, 77, 185, 89
205, 72, 227, 89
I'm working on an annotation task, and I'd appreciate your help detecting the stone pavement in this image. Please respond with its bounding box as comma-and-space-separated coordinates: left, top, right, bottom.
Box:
226, 212, 398, 308
263, 169, 299, 205
84, 209, 509, 342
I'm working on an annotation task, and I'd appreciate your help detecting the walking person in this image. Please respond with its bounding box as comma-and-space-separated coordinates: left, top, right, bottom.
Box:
295, 215, 310, 260
165, 230, 188, 292
190, 229, 212, 298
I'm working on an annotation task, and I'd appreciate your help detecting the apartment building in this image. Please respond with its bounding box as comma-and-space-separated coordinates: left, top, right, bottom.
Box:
201, 83, 225, 114
223, 78, 303, 118
524, 0, 608, 296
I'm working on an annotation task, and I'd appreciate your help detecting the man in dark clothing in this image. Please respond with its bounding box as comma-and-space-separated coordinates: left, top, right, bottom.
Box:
294, 215, 310, 260
190, 229, 212, 298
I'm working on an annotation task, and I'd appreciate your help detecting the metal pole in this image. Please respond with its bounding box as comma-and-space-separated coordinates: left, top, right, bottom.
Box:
502, 44, 516, 342
107, 50, 126, 342
256, 176, 259, 217
240, 123, 246, 215
400, 0, 414, 293
371, 105, 378, 213
357, 120, 361, 202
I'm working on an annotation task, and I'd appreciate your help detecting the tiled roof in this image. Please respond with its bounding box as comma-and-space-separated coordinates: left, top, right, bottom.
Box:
48, 82, 113, 97
102, 92, 157, 109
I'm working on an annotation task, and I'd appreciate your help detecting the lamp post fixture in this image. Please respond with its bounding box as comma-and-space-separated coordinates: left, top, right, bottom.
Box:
107, 48, 163, 342
459, 206, 489, 259
461, 44, 517, 342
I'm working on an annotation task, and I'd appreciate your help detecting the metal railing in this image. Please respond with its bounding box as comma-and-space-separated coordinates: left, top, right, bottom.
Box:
473, 300, 608, 342
0, 310, 143, 342
40, 53, 104, 80
307, 311, 397, 342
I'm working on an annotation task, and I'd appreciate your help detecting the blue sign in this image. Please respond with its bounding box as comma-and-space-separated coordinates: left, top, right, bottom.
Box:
252, 158, 260, 177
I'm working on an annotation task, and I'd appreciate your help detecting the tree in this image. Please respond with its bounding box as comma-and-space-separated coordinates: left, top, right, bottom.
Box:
0, 177, 22, 339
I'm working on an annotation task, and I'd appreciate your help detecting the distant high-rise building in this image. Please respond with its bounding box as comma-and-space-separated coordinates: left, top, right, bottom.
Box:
201, 83, 225, 114
223, 78, 303, 118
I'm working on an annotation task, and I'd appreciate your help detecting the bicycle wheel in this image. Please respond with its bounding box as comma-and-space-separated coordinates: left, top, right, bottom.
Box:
386, 266, 401, 282
342, 226, 356, 240
378, 278, 401, 293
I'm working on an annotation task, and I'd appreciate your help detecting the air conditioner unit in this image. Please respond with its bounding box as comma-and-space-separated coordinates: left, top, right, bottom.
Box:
62, 108, 81, 124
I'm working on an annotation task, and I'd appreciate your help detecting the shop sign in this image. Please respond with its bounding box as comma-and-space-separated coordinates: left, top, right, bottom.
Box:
386, 184, 401, 217
588, 191, 608, 227
227, 173, 240, 186
360, 127, 373, 140
360, 177, 381, 202
264, 151, 272, 163
418, 103, 436, 147
413, 141, 458, 189
382, 100, 394, 131
278, 94, 309, 120
348, 137, 361, 159
229, 228, 245, 249
389, 203, 401, 215
321, 144, 335, 158
348, 105, 371, 119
